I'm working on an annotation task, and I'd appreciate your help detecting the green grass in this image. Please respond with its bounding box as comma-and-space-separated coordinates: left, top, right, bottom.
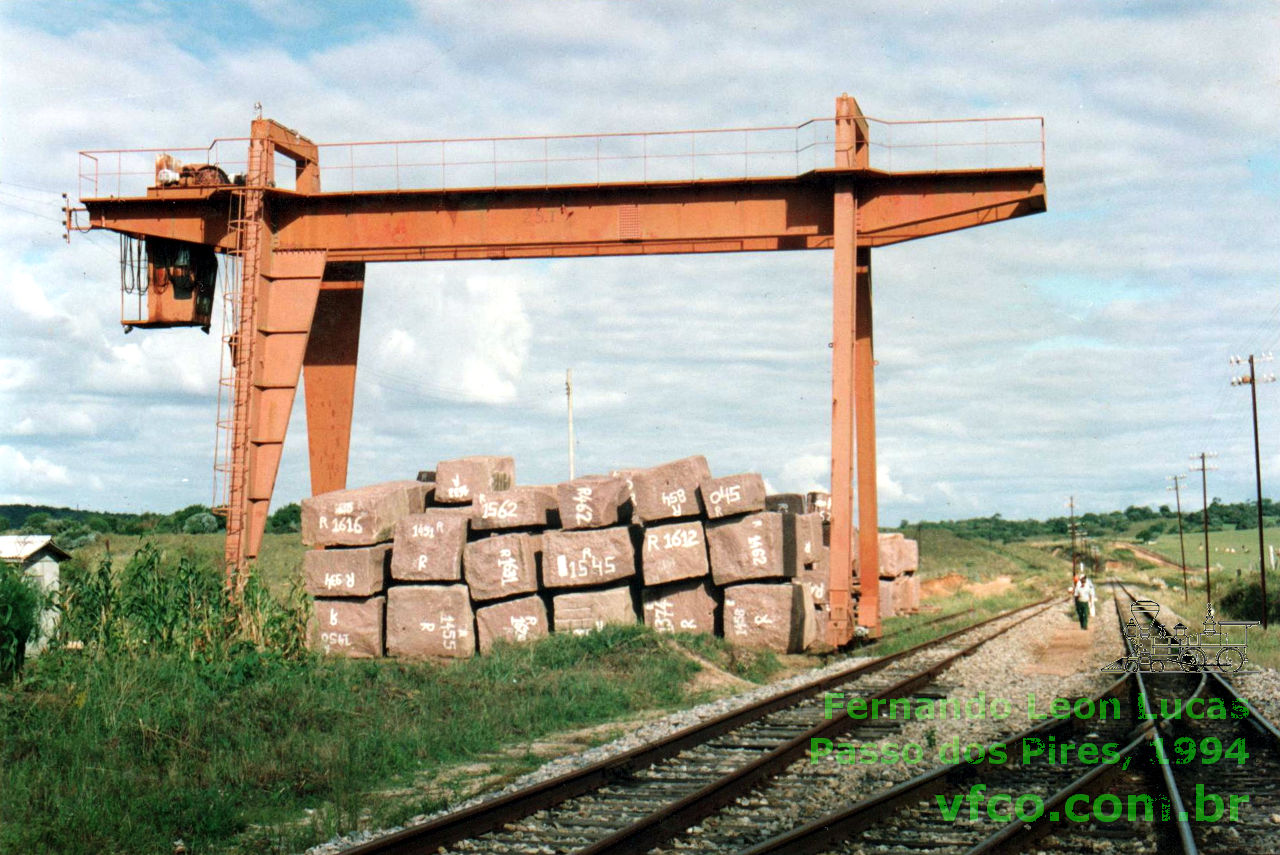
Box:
672, 631, 785, 683
1139, 526, 1280, 580
69, 532, 307, 598
0, 545, 713, 855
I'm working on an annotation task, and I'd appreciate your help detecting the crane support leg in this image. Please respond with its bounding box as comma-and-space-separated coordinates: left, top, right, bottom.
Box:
828, 179, 858, 645
855, 246, 880, 632
240, 250, 327, 564
303, 262, 365, 497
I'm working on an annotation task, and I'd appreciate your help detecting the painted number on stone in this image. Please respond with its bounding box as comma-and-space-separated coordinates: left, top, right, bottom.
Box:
556, 547, 617, 579
661, 489, 687, 515
446, 474, 470, 500
497, 548, 521, 586
747, 534, 768, 566
708, 485, 741, 508
319, 515, 364, 534
480, 497, 519, 521
651, 598, 675, 633
411, 522, 440, 538
646, 527, 699, 551
731, 606, 748, 636
320, 632, 350, 648
574, 486, 594, 526
324, 573, 356, 589
509, 615, 539, 641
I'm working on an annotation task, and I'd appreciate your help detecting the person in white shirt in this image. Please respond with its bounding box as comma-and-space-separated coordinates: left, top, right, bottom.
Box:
1072, 573, 1096, 629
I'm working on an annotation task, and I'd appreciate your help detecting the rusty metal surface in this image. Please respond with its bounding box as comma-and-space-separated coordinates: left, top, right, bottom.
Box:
78, 96, 1047, 618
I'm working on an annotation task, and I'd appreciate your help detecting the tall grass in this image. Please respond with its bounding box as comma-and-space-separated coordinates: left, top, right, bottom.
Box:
57, 542, 309, 660
1, 545, 705, 855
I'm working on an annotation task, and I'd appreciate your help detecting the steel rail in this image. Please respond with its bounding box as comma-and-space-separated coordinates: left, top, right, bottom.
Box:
1113, 582, 1280, 852
735, 674, 1134, 855
570, 599, 1058, 855
340, 597, 1056, 855
738, 583, 1203, 855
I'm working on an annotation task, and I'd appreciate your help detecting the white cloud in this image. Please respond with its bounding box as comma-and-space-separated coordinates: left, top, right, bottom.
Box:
0, 444, 75, 494
0, 2, 1276, 523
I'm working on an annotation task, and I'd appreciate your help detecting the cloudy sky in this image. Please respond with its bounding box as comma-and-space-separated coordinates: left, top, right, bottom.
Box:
2, 1, 1278, 525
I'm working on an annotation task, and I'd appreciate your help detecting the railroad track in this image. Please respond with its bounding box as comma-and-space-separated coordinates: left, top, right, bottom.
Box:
733, 582, 1279, 855
340, 596, 1058, 855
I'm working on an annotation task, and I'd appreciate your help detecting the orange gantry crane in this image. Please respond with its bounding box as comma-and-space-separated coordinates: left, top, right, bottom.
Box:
74, 94, 1046, 643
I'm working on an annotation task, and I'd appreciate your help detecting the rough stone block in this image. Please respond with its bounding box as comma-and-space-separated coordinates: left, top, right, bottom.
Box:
794, 580, 820, 652
722, 582, 805, 652
765, 493, 806, 515
464, 532, 540, 601
313, 595, 385, 658
699, 473, 766, 520
878, 532, 918, 579
899, 573, 920, 612
811, 604, 831, 651
706, 512, 797, 585
541, 527, 636, 589
303, 545, 388, 597
386, 584, 475, 659
471, 486, 558, 530
609, 468, 644, 505
877, 576, 898, 618
903, 539, 919, 574
641, 520, 709, 585
642, 579, 717, 635
630, 456, 711, 523
552, 585, 636, 635
390, 511, 468, 582
475, 595, 549, 653
557, 475, 631, 530
806, 491, 831, 522
797, 513, 824, 566
797, 549, 830, 605
434, 455, 516, 504
302, 480, 431, 547
416, 470, 436, 483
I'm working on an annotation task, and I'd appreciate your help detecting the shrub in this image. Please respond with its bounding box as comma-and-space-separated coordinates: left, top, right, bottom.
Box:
181, 512, 219, 534
0, 561, 43, 681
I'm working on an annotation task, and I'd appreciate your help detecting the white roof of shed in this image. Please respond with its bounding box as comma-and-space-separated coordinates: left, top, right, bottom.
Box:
0, 535, 71, 562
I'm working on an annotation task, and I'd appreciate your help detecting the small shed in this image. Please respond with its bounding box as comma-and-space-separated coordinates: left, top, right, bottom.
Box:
0, 535, 69, 655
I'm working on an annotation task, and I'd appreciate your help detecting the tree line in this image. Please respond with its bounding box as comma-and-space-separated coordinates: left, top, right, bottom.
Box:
902, 497, 1280, 544
0, 503, 301, 550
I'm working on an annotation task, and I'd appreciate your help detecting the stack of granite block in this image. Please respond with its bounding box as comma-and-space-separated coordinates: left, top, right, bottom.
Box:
299, 454, 908, 660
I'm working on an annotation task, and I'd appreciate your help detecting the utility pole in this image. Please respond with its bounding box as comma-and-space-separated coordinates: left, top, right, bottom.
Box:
566, 368, 575, 480
1192, 452, 1218, 603
1167, 474, 1189, 603
1068, 495, 1078, 577
1231, 353, 1274, 629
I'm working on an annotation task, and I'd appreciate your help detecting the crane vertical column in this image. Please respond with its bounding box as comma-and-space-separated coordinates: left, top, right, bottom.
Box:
829, 181, 857, 644
303, 263, 366, 497
223, 125, 272, 585
828, 94, 874, 644
854, 246, 880, 629
223, 119, 326, 586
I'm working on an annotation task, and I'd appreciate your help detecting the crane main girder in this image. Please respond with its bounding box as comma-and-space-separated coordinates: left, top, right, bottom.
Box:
84, 168, 1043, 260
79, 96, 1046, 644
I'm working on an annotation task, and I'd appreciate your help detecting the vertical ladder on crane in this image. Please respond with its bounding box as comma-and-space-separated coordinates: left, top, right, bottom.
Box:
212, 134, 269, 590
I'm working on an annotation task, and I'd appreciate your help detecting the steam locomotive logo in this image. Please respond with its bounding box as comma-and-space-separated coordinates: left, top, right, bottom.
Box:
1101, 600, 1258, 674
